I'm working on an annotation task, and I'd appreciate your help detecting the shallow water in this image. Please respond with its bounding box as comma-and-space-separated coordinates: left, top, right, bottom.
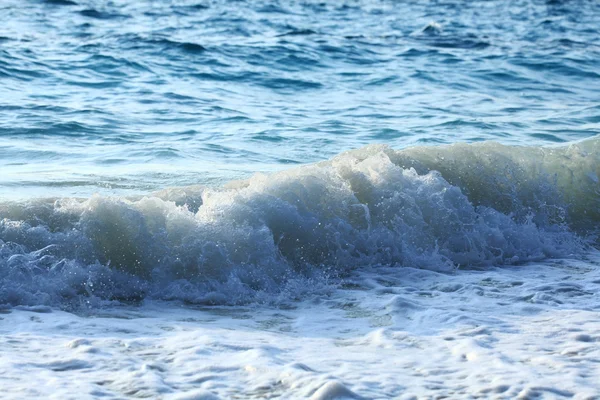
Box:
1, 0, 599, 398
3, 253, 600, 398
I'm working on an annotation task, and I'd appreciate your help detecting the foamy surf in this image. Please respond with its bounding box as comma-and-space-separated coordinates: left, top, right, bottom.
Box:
2, 252, 600, 398
1, 138, 597, 307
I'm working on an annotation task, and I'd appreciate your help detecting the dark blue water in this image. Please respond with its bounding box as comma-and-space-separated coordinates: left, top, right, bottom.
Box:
1, 0, 599, 198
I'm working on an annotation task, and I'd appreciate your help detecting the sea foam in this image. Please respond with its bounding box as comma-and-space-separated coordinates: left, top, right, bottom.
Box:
0, 138, 597, 307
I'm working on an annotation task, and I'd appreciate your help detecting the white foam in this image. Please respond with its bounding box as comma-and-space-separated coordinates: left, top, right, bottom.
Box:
1, 251, 599, 398
1, 138, 597, 306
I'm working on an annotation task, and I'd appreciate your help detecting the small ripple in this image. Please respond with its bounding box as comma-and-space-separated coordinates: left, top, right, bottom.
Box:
400, 48, 436, 58
0, 148, 70, 161
129, 148, 182, 159
95, 158, 127, 165
500, 107, 527, 113
257, 4, 293, 14
529, 133, 567, 142
556, 38, 600, 49
435, 120, 497, 130
79, 9, 129, 20
148, 38, 206, 54
0, 63, 45, 81
65, 79, 121, 89
0, 104, 71, 113
187, 3, 209, 10
477, 70, 540, 85
275, 53, 322, 70
40, 0, 77, 5
251, 131, 288, 143
369, 128, 410, 140
276, 29, 317, 37
261, 77, 323, 90
421, 37, 490, 50
416, 137, 447, 144
512, 60, 600, 79
192, 71, 252, 82
203, 143, 236, 155
364, 75, 401, 86
86, 54, 153, 75
276, 158, 301, 164
163, 92, 199, 101
344, 35, 365, 40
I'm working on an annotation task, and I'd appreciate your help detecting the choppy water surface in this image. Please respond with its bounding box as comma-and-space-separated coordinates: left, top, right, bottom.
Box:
2, 3, 600, 398
1, 0, 599, 198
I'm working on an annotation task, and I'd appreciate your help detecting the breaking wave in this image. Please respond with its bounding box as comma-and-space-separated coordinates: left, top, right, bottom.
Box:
1, 137, 598, 307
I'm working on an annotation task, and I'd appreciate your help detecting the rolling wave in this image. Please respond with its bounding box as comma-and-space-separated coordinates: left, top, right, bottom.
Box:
1, 138, 597, 307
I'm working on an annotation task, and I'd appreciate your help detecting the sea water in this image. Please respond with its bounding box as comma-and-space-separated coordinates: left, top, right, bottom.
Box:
1, 0, 599, 398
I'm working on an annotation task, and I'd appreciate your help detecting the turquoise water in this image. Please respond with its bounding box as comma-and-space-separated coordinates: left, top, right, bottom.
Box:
1, 0, 598, 198
0, 0, 599, 306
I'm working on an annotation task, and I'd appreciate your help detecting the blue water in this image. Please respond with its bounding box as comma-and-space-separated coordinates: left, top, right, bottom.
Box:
0, 0, 599, 307
1, 0, 599, 198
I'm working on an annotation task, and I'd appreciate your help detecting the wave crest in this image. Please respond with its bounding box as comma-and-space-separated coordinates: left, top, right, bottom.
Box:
1, 138, 597, 307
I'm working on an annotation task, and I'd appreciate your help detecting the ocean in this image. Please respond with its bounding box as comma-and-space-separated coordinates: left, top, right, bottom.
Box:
1, 0, 599, 398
